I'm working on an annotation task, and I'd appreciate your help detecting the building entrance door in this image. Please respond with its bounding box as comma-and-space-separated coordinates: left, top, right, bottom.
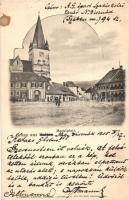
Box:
101, 92, 105, 101
34, 90, 41, 101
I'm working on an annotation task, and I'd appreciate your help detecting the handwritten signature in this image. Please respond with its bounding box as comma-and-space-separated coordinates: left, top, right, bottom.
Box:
4, 188, 56, 198
63, 186, 106, 198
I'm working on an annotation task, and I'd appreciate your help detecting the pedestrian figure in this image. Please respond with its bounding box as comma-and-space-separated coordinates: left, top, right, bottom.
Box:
57, 98, 61, 107
54, 97, 58, 106
54, 97, 61, 107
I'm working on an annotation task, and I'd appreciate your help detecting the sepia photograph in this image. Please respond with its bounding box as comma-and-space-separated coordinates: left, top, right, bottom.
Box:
9, 14, 125, 126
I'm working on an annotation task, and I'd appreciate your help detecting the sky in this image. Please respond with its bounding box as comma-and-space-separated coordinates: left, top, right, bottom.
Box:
1, 0, 129, 83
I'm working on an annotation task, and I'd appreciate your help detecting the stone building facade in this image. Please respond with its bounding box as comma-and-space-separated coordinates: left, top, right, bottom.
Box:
9, 15, 77, 102
10, 72, 49, 101
94, 66, 125, 102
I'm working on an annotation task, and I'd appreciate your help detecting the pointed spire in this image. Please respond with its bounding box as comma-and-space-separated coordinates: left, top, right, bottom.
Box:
31, 14, 46, 49
45, 40, 49, 50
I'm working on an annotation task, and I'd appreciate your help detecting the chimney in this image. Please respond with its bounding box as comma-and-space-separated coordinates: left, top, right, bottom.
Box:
112, 67, 114, 70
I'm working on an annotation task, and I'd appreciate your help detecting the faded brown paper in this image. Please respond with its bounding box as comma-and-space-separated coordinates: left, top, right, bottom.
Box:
1, 0, 129, 199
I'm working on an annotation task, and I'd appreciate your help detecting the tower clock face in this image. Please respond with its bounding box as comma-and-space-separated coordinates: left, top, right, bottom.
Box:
39, 52, 44, 57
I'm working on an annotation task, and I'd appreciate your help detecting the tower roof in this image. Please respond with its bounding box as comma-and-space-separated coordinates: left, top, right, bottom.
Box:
31, 15, 47, 49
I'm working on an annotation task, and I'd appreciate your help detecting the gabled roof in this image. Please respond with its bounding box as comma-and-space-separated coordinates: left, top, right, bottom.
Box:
10, 72, 49, 82
9, 56, 33, 72
85, 87, 92, 93
96, 67, 125, 85
46, 82, 76, 96
9, 59, 15, 66
30, 15, 49, 50
81, 87, 87, 91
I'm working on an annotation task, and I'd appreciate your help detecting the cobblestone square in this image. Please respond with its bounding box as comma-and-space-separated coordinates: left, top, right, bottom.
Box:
11, 101, 125, 127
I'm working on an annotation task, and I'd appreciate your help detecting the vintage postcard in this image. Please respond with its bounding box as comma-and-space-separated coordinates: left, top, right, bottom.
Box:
0, 0, 129, 199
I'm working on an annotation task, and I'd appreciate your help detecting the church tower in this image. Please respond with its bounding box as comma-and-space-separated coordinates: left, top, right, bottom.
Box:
29, 15, 50, 78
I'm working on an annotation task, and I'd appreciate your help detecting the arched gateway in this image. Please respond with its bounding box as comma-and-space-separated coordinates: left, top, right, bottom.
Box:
34, 90, 41, 101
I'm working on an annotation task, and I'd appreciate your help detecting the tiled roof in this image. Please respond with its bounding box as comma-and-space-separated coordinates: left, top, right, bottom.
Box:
46, 82, 76, 96
30, 15, 49, 50
64, 81, 77, 87
10, 72, 49, 82
85, 87, 93, 93
9, 59, 15, 65
96, 67, 125, 85
9, 58, 33, 72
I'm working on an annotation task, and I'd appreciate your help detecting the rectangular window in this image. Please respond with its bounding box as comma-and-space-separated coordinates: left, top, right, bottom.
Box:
38, 82, 42, 87
11, 91, 14, 96
15, 82, 20, 88
21, 82, 27, 87
35, 83, 39, 87
11, 82, 14, 88
16, 91, 20, 96
31, 82, 36, 87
